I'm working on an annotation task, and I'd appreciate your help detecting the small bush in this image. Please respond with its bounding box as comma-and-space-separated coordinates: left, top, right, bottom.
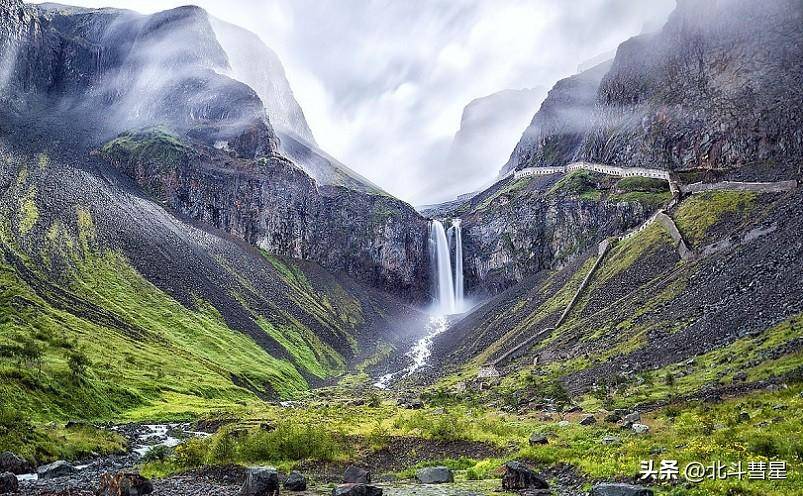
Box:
141, 444, 171, 463
235, 422, 343, 463
174, 438, 208, 467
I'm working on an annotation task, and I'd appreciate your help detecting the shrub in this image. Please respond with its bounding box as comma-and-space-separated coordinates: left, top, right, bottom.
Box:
235, 422, 343, 463
174, 438, 207, 467
141, 444, 171, 463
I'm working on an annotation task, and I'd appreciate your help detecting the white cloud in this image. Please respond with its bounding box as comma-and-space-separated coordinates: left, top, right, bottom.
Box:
33, 0, 674, 204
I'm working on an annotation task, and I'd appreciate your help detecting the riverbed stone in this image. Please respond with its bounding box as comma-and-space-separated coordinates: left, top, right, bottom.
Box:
284, 470, 307, 491
501, 461, 548, 490
343, 465, 371, 483
37, 460, 76, 480
332, 483, 383, 496
240, 467, 279, 496
415, 466, 454, 484
97, 471, 154, 496
0, 452, 31, 475
589, 482, 654, 496
0, 472, 18, 494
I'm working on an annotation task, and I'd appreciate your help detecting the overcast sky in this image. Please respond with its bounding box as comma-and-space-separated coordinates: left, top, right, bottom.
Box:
37, 0, 675, 204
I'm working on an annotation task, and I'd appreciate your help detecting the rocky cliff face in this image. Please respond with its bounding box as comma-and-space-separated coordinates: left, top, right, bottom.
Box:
448, 173, 653, 295
580, 0, 803, 180
504, 0, 803, 182
100, 129, 430, 301
1, 1, 432, 301
3, 1, 279, 157
500, 61, 611, 175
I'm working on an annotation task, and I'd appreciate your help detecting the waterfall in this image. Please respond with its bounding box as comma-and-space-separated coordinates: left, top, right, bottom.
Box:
430, 219, 465, 315
453, 219, 464, 311
430, 220, 455, 314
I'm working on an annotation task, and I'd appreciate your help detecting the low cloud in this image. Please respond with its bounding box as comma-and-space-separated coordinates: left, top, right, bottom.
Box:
34, 0, 674, 204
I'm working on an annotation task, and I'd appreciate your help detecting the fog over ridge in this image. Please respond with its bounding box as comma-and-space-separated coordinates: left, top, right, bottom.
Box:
32, 0, 674, 204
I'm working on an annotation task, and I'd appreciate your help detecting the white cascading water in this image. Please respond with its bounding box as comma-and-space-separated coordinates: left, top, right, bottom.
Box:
452, 218, 464, 312
430, 220, 456, 315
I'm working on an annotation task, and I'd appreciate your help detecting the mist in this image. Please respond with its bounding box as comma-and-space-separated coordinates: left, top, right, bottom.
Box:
32, 0, 675, 204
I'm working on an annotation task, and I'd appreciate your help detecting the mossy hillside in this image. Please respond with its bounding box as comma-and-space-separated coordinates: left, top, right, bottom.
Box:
674, 191, 758, 245
0, 206, 326, 422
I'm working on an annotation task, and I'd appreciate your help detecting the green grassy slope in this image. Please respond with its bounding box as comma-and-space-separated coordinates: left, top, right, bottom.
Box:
0, 149, 406, 423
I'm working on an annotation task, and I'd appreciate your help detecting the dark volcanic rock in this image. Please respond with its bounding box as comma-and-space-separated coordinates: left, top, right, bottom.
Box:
501, 61, 611, 175
501, 461, 548, 490
283, 471, 307, 491
342, 465, 370, 484
0, 452, 31, 475
37, 460, 76, 480
589, 483, 654, 496
504, 0, 803, 182
97, 471, 154, 496
99, 129, 430, 301
240, 467, 279, 496
0, 472, 18, 494
332, 483, 382, 496
528, 433, 548, 446
415, 466, 454, 484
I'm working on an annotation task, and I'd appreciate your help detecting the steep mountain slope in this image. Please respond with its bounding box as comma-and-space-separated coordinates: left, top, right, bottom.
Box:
441, 171, 663, 295
432, 185, 803, 404
277, 131, 389, 196
500, 61, 611, 175
426, 0, 803, 411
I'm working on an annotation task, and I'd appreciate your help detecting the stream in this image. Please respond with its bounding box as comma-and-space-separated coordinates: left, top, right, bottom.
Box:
374, 315, 451, 389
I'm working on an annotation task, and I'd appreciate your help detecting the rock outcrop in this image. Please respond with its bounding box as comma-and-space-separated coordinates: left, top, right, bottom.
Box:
504, 0, 803, 182
100, 129, 430, 301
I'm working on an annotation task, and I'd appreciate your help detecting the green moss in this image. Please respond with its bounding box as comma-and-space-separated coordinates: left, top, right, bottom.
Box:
17, 186, 39, 235
608, 191, 672, 208
548, 170, 600, 198
674, 191, 757, 244
259, 319, 345, 379
616, 176, 669, 193
100, 127, 192, 171
0, 220, 318, 422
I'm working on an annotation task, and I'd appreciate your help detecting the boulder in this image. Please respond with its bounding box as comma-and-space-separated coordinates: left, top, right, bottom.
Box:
343, 465, 371, 484
579, 415, 597, 426
501, 461, 549, 490
332, 483, 383, 496
528, 433, 548, 446
622, 413, 641, 425
284, 471, 307, 491
631, 423, 650, 434
0, 472, 18, 494
97, 471, 154, 496
415, 466, 453, 484
590, 482, 654, 496
37, 460, 76, 480
0, 453, 31, 475
240, 467, 280, 496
